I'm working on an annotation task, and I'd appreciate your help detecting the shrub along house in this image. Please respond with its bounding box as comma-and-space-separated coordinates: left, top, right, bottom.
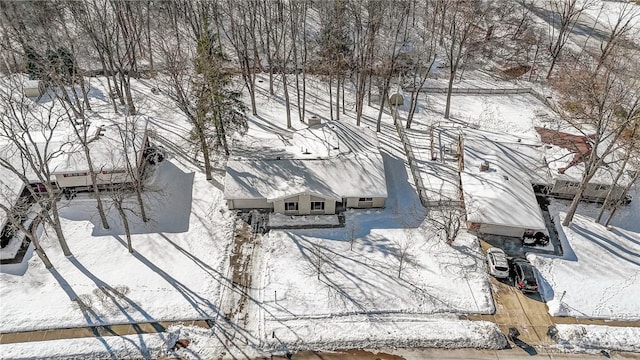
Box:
224, 120, 387, 215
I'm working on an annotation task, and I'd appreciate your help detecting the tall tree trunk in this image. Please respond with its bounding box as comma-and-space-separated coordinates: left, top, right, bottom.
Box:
342, 76, 346, 115
284, 73, 292, 128
31, 229, 53, 269
50, 199, 72, 256
115, 201, 133, 253
329, 75, 333, 120
198, 125, 213, 180
336, 76, 340, 120
376, 78, 390, 132
406, 88, 419, 129
120, 72, 137, 115
444, 69, 456, 119
604, 171, 640, 226
86, 154, 110, 230
595, 152, 632, 223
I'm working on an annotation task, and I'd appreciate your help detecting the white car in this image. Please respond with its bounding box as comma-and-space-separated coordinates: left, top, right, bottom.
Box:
486, 247, 509, 279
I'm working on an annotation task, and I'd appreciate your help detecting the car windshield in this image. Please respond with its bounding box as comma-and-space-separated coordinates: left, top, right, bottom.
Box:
521, 264, 535, 280
496, 265, 508, 271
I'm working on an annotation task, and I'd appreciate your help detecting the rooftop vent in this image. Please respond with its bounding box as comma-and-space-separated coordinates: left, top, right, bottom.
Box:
308, 115, 321, 127
479, 161, 490, 172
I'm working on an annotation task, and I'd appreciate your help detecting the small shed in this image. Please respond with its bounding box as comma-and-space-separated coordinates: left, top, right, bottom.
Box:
23, 80, 44, 98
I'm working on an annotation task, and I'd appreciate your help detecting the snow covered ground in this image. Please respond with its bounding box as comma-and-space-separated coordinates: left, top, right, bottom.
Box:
0, 159, 235, 332
529, 200, 640, 320
0, 75, 506, 358
553, 324, 640, 353
239, 74, 499, 350
2, 57, 639, 358
397, 81, 640, 323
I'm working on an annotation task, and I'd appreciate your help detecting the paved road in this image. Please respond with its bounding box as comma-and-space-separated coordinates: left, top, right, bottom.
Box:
275, 348, 640, 359
0, 320, 210, 345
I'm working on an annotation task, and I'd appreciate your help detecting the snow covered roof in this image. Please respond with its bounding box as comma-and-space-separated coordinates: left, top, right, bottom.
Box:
48, 117, 148, 174
544, 144, 635, 187
231, 120, 380, 160
461, 129, 547, 231
225, 121, 387, 201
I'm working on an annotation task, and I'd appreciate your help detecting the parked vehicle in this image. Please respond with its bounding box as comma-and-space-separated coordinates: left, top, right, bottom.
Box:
486, 247, 510, 279
510, 259, 539, 293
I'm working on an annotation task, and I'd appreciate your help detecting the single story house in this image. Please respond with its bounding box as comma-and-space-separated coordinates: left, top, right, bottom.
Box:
224, 120, 387, 215
49, 117, 150, 191
536, 127, 633, 202
459, 129, 550, 238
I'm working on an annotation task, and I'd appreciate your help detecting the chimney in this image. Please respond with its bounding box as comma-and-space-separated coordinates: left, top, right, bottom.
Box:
479, 161, 490, 172
308, 115, 321, 127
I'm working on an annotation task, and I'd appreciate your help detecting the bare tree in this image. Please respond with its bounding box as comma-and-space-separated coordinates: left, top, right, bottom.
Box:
304, 242, 336, 281
374, 3, 410, 132
0, 184, 52, 269
220, 0, 260, 116
353, 1, 383, 127
594, 1, 640, 72
429, 202, 465, 245
0, 78, 72, 256
441, 1, 491, 119
346, 220, 359, 251
545, 0, 595, 79
393, 230, 415, 279
553, 56, 640, 226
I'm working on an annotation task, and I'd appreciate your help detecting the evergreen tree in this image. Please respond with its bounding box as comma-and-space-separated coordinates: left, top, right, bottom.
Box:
193, 17, 247, 157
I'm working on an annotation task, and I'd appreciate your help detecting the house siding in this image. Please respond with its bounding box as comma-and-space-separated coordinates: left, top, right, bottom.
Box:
230, 198, 273, 210
478, 223, 526, 238
54, 171, 132, 188
274, 194, 336, 215
346, 196, 385, 208
551, 179, 625, 201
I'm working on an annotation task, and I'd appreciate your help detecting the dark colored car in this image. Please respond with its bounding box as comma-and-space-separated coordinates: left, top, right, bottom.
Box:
510, 259, 539, 293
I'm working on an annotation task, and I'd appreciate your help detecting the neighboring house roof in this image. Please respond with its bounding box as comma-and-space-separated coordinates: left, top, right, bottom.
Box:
48, 117, 148, 175
224, 120, 387, 202
536, 127, 634, 187
460, 129, 547, 231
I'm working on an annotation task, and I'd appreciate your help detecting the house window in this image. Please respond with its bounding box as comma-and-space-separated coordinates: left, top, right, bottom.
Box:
565, 182, 579, 189
594, 184, 609, 191
62, 172, 88, 177
358, 197, 373, 207
311, 201, 325, 211
284, 202, 299, 212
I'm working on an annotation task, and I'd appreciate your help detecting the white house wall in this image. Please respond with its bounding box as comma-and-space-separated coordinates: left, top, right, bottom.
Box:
54, 172, 132, 188
478, 223, 525, 238
273, 194, 336, 215
346, 197, 385, 208
551, 179, 625, 200
229, 199, 273, 210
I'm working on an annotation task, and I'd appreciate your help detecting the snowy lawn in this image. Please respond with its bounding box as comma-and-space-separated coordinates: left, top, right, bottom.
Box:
397, 90, 560, 137
553, 324, 640, 353
0, 159, 235, 332
529, 200, 640, 320
227, 74, 500, 349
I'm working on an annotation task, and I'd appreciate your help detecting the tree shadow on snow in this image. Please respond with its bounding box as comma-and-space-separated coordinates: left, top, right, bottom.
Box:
48, 265, 151, 359
60, 161, 194, 236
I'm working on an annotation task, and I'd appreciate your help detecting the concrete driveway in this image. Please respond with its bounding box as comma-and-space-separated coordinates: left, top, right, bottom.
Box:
466, 275, 554, 347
